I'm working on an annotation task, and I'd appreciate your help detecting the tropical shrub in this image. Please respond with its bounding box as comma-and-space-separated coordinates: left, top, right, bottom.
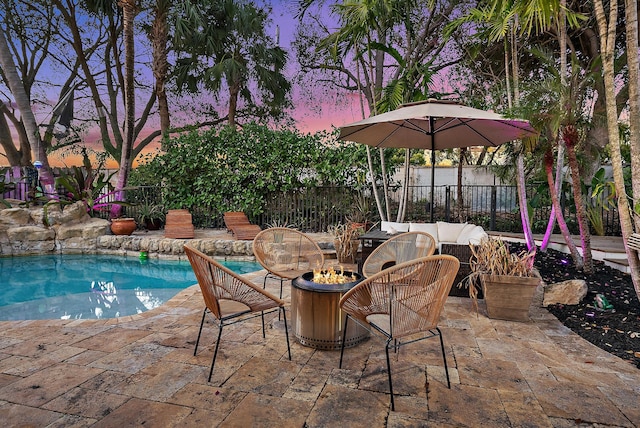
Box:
131, 123, 397, 217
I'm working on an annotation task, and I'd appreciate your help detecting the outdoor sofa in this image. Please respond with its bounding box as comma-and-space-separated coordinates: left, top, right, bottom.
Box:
380, 220, 488, 289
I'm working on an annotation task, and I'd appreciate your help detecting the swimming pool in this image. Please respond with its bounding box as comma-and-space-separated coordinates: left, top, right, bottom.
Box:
0, 254, 262, 321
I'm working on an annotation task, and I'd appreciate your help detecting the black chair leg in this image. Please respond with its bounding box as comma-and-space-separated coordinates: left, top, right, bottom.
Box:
277, 278, 285, 320
261, 311, 266, 338
264, 274, 285, 320
385, 338, 395, 411
194, 308, 207, 356
436, 327, 451, 388
281, 307, 291, 360
208, 323, 224, 382
339, 316, 350, 368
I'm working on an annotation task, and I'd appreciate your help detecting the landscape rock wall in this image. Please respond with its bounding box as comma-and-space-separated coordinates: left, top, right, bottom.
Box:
0, 201, 253, 259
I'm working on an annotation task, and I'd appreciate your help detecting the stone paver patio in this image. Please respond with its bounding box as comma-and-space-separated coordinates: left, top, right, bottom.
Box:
1, 230, 640, 427
1, 263, 639, 427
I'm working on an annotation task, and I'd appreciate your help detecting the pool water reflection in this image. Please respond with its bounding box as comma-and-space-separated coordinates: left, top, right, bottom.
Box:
0, 254, 261, 321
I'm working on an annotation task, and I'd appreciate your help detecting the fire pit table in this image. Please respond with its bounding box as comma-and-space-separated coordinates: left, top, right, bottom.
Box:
291, 270, 369, 350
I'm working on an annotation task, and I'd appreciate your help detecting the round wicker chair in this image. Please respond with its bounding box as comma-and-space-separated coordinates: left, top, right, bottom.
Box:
361, 231, 436, 278
252, 227, 325, 297
184, 245, 291, 382
339, 254, 460, 410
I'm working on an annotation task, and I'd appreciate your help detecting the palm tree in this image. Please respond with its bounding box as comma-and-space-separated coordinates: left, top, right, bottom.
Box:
310, 0, 397, 222
625, 0, 640, 229
521, 48, 596, 268
150, 0, 170, 141
333, 0, 395, 222
173, 0, 290, 130
624, 0, 640, 299
594, 0, 640, 299
451, 1, 536, 250
453, 0, 596, 268
110, 0, 138, 218
298, 0, 466, 223
0, 28, 56, 199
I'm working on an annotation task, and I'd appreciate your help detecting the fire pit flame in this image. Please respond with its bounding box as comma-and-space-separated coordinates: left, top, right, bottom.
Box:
312, 266, 358, 284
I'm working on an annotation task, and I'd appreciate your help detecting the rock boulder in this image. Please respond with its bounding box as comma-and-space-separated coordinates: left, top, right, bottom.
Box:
543, 279, 588, 307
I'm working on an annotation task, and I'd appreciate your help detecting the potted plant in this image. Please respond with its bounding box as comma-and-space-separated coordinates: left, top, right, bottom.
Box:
136, 199, 165, 230
463, 237, 541, 321
347, 186, 374, 233
110, 217, 137, 235
329, 222, 361, 264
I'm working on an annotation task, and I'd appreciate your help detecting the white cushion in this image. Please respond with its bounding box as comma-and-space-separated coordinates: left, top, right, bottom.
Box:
381, 221, 409, 233
466, 225, 488, 245
437, 222, 467, 243
456, 223, 479, 243
409, 222, 439, 244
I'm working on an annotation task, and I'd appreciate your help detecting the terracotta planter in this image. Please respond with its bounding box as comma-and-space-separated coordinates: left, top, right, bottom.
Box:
482, 274, 540, 321
110, 218, 137, 236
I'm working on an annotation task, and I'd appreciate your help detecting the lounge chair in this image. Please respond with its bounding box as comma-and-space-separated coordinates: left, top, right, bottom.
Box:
223, 211, 262, 240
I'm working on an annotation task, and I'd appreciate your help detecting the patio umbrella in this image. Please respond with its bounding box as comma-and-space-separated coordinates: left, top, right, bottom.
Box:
338, 99, 537, 221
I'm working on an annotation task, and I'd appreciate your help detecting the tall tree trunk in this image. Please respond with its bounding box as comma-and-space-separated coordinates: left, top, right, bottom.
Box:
365, 33, 391, 222
540, 144, 565, 250
355, 53, 385, 221
626, 0, 640, 231
366, 147, 385, 221
112, 0, 138, 218
0, 110, 27, 166
542, 0, 568, 251
594, 0, 640, 300
380, 147, 391, 220
151, 0, 170, 149
0, 29, 56, 198
595, 0, 640, 299
504, 39, 512, 110
565, 126, 593, 272
544, 147, 582, 266
228, 81, 240, 129
509, 21, 534, 250
516, 154, 536, 250
396, 149, 410, 222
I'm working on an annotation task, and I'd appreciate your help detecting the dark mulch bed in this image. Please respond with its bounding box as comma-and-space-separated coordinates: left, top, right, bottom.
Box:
525, 245, 640, 369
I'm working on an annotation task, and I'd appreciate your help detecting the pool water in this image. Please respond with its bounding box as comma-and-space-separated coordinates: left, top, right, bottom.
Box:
0, 254, 262, 321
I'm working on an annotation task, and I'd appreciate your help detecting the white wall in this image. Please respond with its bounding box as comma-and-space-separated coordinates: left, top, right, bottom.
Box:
393, 166, 502, 187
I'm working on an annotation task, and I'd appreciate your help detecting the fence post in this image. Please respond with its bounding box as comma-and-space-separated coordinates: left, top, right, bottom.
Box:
445, 186, 450, 222
490, 186, 497, 231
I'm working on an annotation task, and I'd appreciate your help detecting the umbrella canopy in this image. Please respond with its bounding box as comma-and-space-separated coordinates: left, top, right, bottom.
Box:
338, 99, 537, 149
338, 99, 537, 221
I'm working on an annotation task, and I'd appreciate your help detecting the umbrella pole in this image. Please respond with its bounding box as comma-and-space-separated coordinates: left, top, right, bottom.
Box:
430, 115, 436, 223
430, 148, 435, 222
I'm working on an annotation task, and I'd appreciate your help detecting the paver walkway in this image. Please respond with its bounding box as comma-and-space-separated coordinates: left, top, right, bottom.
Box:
1, 233, 639, 426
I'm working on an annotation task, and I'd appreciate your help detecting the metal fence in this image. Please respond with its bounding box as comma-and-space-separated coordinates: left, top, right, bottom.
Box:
390, 184, 620, 236
2, 166, 622, 236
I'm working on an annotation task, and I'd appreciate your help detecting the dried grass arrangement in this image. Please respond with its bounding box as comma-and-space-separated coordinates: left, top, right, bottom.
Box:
463, 236, 538, 301
329, 222, 361, 263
